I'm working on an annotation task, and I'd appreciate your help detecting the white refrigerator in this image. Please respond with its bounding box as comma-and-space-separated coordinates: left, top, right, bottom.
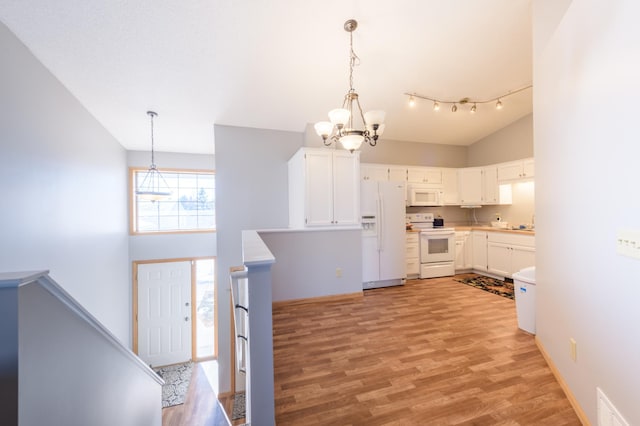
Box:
361, 181, 407, 289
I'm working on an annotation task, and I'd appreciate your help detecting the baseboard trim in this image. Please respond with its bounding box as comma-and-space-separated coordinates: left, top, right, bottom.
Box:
217, 390, 234, 399
535, 336, 590, 426
273, 291, 363, 308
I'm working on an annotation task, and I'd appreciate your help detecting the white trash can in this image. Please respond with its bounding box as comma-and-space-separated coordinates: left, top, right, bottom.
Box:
512, 267, 536, 334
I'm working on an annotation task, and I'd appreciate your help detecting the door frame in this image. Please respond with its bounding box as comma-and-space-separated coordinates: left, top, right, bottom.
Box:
133, 256, 217, 362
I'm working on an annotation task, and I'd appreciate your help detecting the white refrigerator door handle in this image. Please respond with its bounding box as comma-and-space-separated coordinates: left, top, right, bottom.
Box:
378, 193, 384, 251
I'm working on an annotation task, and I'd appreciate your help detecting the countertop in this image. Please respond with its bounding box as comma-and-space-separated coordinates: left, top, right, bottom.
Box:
406, 226, 535, 235
455, 226, 535, 235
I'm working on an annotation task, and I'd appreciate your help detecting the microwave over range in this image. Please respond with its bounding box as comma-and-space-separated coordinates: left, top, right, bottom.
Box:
407, 184, 444, 206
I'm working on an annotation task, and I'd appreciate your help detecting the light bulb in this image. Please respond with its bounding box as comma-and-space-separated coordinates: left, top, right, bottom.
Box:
496, 99, 503, 110
433, 101, 440, 111
409, 95, 416, 108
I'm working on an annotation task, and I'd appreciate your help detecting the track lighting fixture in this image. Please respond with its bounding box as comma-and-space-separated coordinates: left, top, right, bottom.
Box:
404, 85, 531, 113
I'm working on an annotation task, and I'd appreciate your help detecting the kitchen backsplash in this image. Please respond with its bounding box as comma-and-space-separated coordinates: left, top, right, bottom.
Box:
407, 181, 535, 228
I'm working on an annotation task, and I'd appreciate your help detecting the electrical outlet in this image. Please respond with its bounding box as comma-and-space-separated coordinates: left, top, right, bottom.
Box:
569, 338, 577, 362
616, 229, 640, 259
336, 268, 342, 278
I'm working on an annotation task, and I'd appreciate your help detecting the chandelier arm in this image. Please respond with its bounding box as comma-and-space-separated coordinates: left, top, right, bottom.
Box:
355, 96, 367, 132
314, 19, 383, 152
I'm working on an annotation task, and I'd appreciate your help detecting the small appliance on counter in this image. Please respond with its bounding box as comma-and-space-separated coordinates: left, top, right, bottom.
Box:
433, 217, 444, 227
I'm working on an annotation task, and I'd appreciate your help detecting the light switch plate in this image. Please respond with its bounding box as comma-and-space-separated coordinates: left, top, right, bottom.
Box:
616, 229, 640, 259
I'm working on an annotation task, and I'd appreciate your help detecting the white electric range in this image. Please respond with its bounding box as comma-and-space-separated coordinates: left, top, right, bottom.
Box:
406, 213, 456, 279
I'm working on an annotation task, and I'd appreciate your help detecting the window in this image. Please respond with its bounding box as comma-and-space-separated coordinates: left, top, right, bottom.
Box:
130, 168, 215, 234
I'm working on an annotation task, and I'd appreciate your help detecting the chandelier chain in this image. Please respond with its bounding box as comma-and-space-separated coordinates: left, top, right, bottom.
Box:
150, 113, 155, 167
348, 30, 360, 93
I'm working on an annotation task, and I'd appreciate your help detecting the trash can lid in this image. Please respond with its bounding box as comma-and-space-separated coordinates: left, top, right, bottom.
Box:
512, 266, 535, 284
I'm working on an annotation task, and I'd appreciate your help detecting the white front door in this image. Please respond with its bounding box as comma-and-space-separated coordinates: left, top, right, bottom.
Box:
137, 261, 192, 367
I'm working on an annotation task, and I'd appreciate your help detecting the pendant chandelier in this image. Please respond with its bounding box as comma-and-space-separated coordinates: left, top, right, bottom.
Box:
314, 19, 385, 153
135, 111, 171, 201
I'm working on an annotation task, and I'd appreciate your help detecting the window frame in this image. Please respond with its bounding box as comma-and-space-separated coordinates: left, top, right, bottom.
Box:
129, 167, 216, 235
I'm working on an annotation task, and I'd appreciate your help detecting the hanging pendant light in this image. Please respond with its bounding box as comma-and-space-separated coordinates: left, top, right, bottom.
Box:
136, 111, 171, 201
314, 19, 385, 153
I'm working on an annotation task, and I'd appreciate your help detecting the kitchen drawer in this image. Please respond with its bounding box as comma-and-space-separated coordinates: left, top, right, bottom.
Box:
406, 233, 419, 243
406, 244, 419, 258
407, 260, 420, 275
487, 231, 535, 247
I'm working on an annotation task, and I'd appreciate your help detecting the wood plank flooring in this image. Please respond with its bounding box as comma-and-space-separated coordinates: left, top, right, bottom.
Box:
272, 276, 581, 425
162, 362, 230, 426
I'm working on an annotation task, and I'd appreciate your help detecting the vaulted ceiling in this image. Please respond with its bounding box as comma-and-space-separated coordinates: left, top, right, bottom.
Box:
0, 0, 532, 154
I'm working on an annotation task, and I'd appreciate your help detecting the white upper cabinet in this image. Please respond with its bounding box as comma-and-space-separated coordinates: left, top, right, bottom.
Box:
360, 163, 390, 181
303, 150, 334, 226
332, 151, 361, 225
359, 157, 532, 207
497, 158, 535, 181
388, 166, 407, 182
441, 168, 459, 205
482, 166, 499, 204
458, 168, 483, 205
407, 167, 442, 185
361, 163, 408, 183
288, 148, 360, 228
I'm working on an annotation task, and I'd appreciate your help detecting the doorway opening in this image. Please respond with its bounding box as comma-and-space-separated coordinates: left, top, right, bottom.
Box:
133, 257, 217, 366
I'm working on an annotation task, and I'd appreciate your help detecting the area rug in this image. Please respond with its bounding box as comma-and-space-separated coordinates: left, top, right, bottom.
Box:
455, 274, 514, 300
153, 361, 193, 408
232, 392, 246, 420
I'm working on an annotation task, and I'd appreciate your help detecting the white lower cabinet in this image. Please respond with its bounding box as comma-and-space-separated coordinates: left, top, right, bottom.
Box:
487, 232, 535, 277
471, 231, 488, 271
455, 231, 472, 271
406, 232, 419, 278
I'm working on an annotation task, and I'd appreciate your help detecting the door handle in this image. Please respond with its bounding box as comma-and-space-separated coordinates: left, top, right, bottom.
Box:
184, 316, 189, 322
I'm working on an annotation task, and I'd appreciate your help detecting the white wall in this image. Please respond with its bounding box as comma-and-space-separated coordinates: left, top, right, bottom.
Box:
467, 114, 534, 167
214, 125, 303, 394
0, 22, 130, 344
534, 1, 640, 424
304, 123, 468, 167
19, 278, 162, 426
127, 150, 216, 262
259, 229, 362, 302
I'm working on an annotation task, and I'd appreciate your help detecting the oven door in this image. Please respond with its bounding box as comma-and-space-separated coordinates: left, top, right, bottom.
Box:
420, 231, 455, 263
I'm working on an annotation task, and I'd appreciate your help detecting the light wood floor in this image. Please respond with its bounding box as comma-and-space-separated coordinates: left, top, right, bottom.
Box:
162, 362, 230, 426
272, 276, 581, 425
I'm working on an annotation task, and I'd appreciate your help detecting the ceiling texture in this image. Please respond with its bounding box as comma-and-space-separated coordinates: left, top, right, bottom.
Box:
0, 0, 532, 154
